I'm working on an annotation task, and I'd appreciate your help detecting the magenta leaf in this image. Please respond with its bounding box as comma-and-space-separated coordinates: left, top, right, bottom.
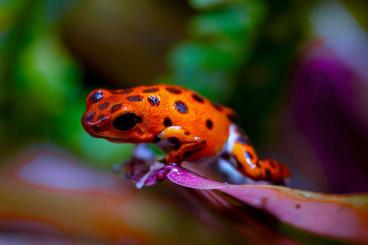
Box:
163, 165, 368, 242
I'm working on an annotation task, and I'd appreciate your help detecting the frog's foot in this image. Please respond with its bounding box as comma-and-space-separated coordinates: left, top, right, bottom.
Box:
115, 144, 176, 188
113, 143, 156, 174
123, 157, 152, 183
134, 161, 176, 188
112, 144, 155, 182
217, 157, 285, 185
123, 157, 177, 188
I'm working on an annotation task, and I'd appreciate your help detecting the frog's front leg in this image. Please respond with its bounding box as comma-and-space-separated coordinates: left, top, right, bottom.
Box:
155, 126, 206, 164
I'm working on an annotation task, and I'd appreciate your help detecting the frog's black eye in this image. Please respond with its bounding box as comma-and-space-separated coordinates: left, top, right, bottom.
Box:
89, 90, 104, 103
112, 113, 142, 131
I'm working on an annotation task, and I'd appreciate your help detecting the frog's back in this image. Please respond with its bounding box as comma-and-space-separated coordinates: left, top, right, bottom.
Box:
132, 84, 234, 158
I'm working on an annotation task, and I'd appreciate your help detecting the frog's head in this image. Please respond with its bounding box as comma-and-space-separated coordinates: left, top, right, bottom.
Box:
81, 88, 148, 143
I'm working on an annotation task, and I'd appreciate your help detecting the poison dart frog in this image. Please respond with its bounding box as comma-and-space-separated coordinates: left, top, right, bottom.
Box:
81, 85, 290, 183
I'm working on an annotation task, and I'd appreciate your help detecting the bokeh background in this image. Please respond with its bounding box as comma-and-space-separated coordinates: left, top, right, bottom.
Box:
0, 0, 367, 243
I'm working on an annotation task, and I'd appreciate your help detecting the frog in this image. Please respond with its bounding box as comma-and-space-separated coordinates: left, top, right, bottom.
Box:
81, 84, 290, 183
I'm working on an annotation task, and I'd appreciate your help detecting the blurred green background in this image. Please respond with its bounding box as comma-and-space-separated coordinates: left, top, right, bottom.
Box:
0, 0, 367, 243
1, 0, 306, 169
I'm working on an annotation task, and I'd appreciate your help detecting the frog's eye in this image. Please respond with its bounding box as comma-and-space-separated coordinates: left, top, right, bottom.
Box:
89, 90, 104, 104
112, 113, 142, 131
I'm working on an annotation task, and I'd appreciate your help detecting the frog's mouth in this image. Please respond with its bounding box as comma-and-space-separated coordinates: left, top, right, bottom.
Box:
85, 133, 135, 143
105, 136, 140, 144
105, 137, 133, 143
84, 130, 140, 144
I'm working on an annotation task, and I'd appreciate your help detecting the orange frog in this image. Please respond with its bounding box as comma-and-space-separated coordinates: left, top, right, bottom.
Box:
81, 85, 290, 183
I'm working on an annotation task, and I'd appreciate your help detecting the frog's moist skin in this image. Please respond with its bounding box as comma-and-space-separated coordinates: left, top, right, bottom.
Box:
81, 84, 290, 182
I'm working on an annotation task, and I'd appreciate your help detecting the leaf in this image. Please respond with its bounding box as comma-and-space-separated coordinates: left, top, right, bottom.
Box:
166, 165, 368, 242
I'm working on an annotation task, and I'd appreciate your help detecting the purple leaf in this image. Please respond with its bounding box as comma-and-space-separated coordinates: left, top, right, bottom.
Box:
165, 165, 368, 242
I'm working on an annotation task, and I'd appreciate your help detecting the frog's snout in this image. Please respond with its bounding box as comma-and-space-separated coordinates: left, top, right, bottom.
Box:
82, 111, 111, 135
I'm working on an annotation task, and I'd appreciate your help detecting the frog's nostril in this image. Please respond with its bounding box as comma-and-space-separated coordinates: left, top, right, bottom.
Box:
83, 112, 110, 130
84, 111, 95, 123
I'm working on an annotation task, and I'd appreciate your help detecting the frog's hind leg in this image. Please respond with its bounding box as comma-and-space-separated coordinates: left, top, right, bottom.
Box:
225, 125, 290, 183
230, 141, 290, 183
